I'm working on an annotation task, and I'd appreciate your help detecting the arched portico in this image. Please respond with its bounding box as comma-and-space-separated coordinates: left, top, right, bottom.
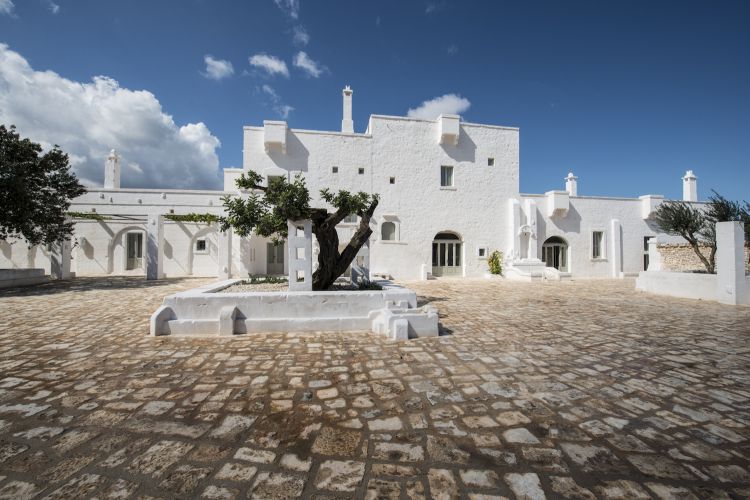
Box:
432, 231, 463, 277
542, 236, 568, 272
107, 226, 146, 274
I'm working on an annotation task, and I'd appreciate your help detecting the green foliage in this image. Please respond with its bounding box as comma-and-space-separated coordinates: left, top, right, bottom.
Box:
320, 188, 379, 221
246, 275, 288, 284
67, 211, 105, 221
221, 172, 311, 241
357, 280, 383, 290
488, 250, 503, 275
164, 212, 220, 224
0, 125, 85, 247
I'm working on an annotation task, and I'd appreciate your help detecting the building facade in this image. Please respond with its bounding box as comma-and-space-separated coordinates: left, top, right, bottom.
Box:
0, 87, 697, 281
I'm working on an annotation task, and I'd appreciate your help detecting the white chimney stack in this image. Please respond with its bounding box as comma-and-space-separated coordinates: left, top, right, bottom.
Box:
565, 171, 578, 196
104, 149, 120, 189
341, 85, 353, 134
682, 170, 697, 202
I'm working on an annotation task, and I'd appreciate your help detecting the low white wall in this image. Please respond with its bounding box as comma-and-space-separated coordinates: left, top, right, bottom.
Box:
635, 271, 718, 301
150, 279, 438, 338
0, 268, 50, 289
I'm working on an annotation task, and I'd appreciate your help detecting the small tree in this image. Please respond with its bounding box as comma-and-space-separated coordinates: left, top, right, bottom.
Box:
654, 192, 749, 274
220, 171, 378, 290
0, 125, 85, 247
654, 200, 714, 273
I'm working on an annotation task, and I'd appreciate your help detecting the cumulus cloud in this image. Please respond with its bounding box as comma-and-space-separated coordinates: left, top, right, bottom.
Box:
273, 0, 299, 19
292, 25, 309, 46
0, 0, 14, 15
0, 44, 221, 189
261, 84, 294, 119
407, 93, 471, 120
203, 55, 234, 80
249, 53, 289, 77
293, 51, 325, 78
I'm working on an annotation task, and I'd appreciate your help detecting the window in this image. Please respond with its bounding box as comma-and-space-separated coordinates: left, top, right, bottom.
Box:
381, 222, 396, 241
343, 214, 357, 224
488, 158, 495, 167
389, 177, 395, 184
358, 167, 365, 175
440, 165, 454, 187
477, 247, 488, 258
592, 231, 604, 259
332, 166, 338, 174
195, 239, 207, 252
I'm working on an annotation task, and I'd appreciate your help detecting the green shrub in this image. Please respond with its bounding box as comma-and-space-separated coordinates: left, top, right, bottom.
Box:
488, 250, 503, 275
357, 280, 383, 290
247, 275, 288, 284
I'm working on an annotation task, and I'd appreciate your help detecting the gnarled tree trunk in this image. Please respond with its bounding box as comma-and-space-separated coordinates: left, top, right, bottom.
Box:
310, 198, 378, 290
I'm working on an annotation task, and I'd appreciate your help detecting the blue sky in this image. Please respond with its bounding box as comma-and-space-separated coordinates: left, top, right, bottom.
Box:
1, 0, 748, 200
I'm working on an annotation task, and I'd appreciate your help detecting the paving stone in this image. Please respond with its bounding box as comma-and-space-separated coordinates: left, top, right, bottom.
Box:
315, 459, 366, 492
504, 472, 546, 500
0, 277, 747, 498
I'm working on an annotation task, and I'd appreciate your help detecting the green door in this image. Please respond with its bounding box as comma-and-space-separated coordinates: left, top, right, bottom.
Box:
432, 233, 462, 277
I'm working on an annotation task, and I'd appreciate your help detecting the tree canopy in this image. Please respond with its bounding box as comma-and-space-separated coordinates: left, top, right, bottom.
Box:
0, 125, 85, 247
654, 191, 749, 273
220, 171, 378, 290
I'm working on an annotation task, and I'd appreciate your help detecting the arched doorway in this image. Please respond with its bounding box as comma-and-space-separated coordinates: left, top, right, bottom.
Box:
542, 236, 568, 272
432, 232, 462, 277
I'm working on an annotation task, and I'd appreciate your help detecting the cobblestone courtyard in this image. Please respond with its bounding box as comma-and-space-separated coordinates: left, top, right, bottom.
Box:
0, 277, 749, 499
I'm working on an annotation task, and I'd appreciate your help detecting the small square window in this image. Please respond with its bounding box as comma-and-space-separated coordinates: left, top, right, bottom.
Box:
358, 167, 365, 175
389, 177, 395, 184
440, 165, 454, 187
478, 247, 487, 258
488, 157, 495, 167
332, 166, 338, 173
195, 239, 207, 252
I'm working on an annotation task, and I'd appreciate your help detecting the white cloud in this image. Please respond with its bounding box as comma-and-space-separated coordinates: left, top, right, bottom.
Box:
48, 1, 59, 14
249, 53, 289, 77
446, 44, 458, 55
203, 55, 234, 80
292, 25, 309, 46
0, 0, 14, 15
261, 84, 294, 119
407, 93, 471, 120
0, 44, 221, 189
273, 0, 299, 19
293, 51, 325, 78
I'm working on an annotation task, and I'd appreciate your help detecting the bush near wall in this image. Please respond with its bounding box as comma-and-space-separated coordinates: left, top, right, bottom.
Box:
658, 244, 750, 273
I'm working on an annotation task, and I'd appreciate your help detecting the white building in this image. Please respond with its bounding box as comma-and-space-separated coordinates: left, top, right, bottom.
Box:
1, 87, 698, 281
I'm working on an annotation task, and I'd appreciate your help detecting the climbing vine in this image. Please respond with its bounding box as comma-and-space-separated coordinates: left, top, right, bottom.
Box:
67, 211, 105, 221
164, 213, 220, 224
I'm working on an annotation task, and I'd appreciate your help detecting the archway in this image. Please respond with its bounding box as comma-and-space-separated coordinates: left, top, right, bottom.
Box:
432, 231, 462, 277
542, 236, 568, 272
107, 226, 146, 274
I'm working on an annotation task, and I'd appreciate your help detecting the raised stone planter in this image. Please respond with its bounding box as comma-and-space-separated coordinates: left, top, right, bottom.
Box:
150, 279, 439, 340
0, 268, 50, 289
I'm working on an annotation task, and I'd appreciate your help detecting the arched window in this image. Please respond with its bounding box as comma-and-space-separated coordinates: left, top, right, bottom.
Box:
381, 221, 396, 241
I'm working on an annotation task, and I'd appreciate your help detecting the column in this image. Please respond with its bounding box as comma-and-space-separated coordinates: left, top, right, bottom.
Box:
146, 213, 164, 280
716, 221, 744, 305
287, 220, 313, 291
610, 219, 622, 278
218, 226, 232, 279
524, 199, 538, 260
50, 237, 72, 280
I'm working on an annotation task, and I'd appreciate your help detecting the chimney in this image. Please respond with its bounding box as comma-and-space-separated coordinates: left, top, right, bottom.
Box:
565, 171, 578, 196
104, 149, 120, 189
341, 85, 353, 133
682, 170, 697, 202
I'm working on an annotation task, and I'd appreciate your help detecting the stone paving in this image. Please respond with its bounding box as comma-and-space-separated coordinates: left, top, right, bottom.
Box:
0, 276, 749, 499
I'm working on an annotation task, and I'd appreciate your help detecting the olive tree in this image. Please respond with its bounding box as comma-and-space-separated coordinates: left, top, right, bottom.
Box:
654, 191, 749, 273
0, 125, 85, 247
220, 171, 378, 290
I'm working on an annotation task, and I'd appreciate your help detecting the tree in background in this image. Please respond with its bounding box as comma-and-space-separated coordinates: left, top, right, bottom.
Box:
0, 125, 85, 247
654, 191, 749, 273
220, 171, 378, 290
